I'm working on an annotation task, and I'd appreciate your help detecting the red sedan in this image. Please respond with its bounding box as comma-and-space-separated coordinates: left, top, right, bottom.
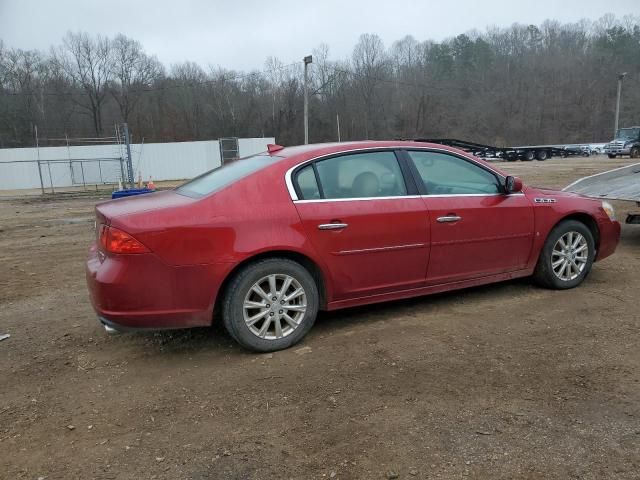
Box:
86, 141, 620, 351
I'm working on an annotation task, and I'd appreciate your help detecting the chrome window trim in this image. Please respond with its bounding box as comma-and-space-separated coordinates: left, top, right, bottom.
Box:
293, 193, 524, 204
293, 195, 421, 204
285, 145, 508, 201
420, 192, 525, 198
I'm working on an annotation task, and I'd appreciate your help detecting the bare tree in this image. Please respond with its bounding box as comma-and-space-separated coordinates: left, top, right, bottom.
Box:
110, 34, 163, 123
168, 61, 207, 139
51, 32, 113, 135
1, 18, 640, 147
352, 33, 389, 137
0, 47, 49, 144
0, 40, 6, 85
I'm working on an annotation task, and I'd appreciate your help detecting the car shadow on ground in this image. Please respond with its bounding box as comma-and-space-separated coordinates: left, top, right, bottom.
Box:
312, 277, 534, 332
116, 276, 535, 357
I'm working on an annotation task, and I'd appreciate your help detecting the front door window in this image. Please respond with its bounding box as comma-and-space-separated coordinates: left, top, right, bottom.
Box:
408, 150, 501, 195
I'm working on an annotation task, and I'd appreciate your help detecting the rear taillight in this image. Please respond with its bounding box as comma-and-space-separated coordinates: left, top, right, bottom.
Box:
98, 225, 149, 254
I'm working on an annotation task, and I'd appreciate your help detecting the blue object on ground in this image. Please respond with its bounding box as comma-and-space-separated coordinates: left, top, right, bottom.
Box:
111, 188, 154, 199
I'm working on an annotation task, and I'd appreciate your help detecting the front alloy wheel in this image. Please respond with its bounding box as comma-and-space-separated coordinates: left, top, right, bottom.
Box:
533, 220, 595, 289
551, 231, 588, 281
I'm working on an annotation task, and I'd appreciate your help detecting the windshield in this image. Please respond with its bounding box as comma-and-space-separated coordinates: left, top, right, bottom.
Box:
616, 128, 640, 140
176, 154, 276, 197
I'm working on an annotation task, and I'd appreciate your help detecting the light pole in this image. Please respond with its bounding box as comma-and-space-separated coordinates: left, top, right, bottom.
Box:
614, 72, 627, 137
303, 55, 313, 144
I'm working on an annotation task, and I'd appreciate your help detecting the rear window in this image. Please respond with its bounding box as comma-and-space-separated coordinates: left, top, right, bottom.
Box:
176, 154, 275, 197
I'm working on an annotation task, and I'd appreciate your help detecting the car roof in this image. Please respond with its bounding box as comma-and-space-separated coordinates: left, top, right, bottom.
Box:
263, 140, 509, 180
268, 140, 466, 160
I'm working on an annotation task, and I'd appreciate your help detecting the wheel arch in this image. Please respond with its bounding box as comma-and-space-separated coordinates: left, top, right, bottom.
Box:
213, 249, 329, 323
553, 212, 600, 251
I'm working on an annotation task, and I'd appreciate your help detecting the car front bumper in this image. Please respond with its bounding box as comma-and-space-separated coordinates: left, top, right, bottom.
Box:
595, 218, 621, 261
604, 146, 631, 155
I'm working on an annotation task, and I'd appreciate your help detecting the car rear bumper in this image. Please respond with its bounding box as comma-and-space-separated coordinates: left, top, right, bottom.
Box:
97, 315, 183, 333
85, 243, 233, 330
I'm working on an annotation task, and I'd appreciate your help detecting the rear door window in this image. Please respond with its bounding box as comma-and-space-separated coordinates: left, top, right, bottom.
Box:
295, 165, 321, 200
299, 151, 407, 200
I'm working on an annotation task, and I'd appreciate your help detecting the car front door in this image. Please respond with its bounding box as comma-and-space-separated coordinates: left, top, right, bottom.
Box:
292, 150, 430, 301
404, 149, 534, 285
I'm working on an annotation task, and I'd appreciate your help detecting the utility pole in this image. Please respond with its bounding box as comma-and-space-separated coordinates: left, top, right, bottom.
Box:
34, 125, 45, 195
303, 55, 313, 144
614, 72, 627, 137
65, 133, 73, 184
122, 123, 134, 188
336, 113, 341, 142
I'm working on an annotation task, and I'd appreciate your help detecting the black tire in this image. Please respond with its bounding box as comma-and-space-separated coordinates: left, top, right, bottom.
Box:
523, 150, 535, 161
533, 220, 595, 290
631, 146, 640, 159
536, 150, 549, 161
222, 258, 319, 352
608, 154, 616, 159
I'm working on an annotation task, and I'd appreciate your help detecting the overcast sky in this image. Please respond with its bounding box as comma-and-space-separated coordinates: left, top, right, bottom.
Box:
0, 0, 637, 71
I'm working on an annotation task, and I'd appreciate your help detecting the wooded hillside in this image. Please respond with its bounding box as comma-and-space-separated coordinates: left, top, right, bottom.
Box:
1, 14, 638, 147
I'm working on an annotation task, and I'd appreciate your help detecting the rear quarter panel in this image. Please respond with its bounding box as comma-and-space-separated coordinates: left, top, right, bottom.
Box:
111, 166, 312, 263
109, 163, 334, 301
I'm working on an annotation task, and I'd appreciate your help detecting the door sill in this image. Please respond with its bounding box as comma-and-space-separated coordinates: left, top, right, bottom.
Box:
325, 268, 534, 311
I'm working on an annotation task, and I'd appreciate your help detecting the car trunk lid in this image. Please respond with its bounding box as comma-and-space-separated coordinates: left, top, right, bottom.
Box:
95, 190, 194, 226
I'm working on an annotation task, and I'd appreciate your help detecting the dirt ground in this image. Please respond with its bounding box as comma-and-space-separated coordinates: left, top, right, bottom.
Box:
1, 155, 639, 480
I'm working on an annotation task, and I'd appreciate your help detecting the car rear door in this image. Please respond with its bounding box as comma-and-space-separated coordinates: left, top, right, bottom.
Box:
291, 150, 430, 301
404, 149, 534, 285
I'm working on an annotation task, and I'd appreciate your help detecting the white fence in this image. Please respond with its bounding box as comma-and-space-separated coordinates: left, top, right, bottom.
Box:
0, 137, 274, 191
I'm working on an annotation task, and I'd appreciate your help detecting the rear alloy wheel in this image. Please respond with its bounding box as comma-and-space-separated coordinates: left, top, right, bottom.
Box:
222, 258, 319, 352
533, 220, 595, 289
243, 274, 307, 340
631, 146, 640, 159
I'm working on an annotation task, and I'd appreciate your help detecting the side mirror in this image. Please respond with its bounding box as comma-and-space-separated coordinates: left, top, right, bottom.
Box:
505, 176, 523, 194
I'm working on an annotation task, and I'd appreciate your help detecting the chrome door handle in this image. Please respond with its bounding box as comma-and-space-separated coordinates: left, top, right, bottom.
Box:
318, 223, 348, 230
437, 215, 462, 223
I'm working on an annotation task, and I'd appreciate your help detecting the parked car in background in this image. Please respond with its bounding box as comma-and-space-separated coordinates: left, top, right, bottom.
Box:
86, 141, 621, 351
604, 126, 640, 158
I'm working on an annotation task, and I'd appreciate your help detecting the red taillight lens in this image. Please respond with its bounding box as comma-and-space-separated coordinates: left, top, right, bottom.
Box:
98, 225, 149, 254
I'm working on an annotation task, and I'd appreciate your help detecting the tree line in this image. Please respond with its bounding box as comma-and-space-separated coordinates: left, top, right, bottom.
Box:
0, 14, 639, 149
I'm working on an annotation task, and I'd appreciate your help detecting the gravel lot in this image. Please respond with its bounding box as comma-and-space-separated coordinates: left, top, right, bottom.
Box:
1, 155, 639, 480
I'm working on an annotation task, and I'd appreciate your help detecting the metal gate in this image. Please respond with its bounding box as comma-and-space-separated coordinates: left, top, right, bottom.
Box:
219, 137, 239, 165
70, 158, 125, 185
